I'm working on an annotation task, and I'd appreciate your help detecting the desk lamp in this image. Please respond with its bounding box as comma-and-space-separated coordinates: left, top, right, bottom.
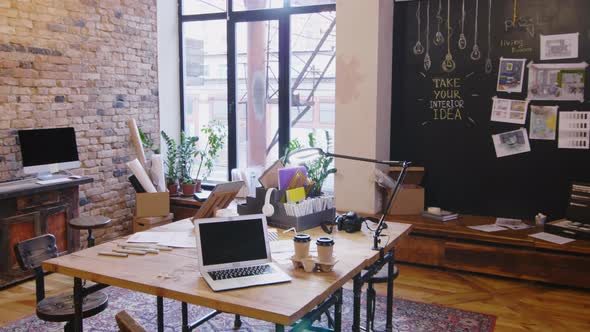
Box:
287, 148, 411, 251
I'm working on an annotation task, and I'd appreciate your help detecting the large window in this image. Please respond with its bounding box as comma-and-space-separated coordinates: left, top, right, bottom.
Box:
180, 0, 336, 183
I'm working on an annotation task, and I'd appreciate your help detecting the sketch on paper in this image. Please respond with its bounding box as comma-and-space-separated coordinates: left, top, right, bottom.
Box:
540, 33, 579, 60
529, 106, 558, 140
527, 62, 588, 101
558, 112, 590, 149
491, 97, 529, 124
497, 58, 526, 93
492, 128, 531, 158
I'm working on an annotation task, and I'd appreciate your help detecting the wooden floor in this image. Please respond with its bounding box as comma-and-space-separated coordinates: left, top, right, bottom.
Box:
1, 264, 589, 331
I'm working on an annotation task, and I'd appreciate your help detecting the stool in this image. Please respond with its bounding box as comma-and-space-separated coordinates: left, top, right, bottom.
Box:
69, 216, 111, 247
363, 264, 399, 332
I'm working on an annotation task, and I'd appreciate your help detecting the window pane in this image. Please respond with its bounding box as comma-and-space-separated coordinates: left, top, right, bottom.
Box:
236, 20, 280, 170
290, 12, 336, 192
291, 0, 335, 6
233, 0, 283, 11
182, 0, 226, 15
183, 20, 229, 181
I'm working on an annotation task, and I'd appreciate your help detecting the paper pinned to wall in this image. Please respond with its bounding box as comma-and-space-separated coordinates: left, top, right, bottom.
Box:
497, 58, 527, 93
527, 62, 588, 101
127, 158, 157, 193
529, 106, 558, 140
540, 33, 579, 60
558, 111, 590, 149
492, 128, 531, 158
491, 97, 529, 124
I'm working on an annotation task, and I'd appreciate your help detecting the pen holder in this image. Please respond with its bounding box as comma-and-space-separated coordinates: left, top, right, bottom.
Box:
237, 187, 336, 231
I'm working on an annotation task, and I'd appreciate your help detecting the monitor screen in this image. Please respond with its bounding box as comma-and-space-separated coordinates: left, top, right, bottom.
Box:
18, 128, 79, 168
199, 218, 268, 266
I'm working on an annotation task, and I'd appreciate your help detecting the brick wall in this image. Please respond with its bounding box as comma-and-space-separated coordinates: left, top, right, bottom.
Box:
0, 0, 159, 243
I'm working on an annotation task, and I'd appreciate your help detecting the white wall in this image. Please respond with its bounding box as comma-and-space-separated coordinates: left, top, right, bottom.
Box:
334, 0, 394, 214
157, 0, 181, 143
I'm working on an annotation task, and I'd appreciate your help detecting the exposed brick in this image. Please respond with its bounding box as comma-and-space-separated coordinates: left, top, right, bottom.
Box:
0, 0, 159, 244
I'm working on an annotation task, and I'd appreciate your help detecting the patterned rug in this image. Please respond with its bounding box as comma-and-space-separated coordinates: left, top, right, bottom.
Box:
1, 287, 495, 331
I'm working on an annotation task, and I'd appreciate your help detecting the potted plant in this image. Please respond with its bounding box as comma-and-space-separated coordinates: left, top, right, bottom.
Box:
300, 130, 337, 197
193, 121, 227, 191
177, 132, 199, 196
161, 131, 179, 195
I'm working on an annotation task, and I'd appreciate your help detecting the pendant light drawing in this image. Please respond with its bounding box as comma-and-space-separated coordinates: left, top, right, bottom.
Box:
485, 0, 493, 74
470, 0, 482, 60
442, 0, 456, 73
424, 0, 432, 71
413, 1, 425, 55
434, 0, 445, 46
458, 0, 467, 49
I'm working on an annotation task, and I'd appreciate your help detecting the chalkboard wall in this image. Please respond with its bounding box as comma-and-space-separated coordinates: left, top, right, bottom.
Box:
390, 0, 590, 219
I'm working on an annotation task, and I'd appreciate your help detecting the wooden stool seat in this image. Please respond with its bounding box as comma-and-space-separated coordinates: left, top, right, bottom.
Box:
68, 216, 111, 247
68, 216, 111, 230
37, 291, 108, 322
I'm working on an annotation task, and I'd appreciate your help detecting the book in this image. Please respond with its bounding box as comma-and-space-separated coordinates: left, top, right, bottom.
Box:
421, 210, 458, 222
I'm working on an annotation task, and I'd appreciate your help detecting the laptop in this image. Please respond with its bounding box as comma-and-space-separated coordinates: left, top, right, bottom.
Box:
194, 214, 291, 292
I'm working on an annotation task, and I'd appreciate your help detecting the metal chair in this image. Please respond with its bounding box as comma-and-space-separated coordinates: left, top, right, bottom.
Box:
14, 234, 108, 332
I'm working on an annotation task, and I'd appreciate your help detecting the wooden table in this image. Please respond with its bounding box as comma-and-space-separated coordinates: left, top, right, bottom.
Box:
43, 219, 411, 332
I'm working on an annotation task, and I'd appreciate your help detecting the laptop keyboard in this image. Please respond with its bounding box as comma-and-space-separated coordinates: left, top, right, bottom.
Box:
209, 265, 273, 281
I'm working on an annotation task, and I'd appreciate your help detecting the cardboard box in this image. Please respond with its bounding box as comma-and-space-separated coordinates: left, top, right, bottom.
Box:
386, 166, 425, 215
133, 213, 174, 233
136, 192, 170, 217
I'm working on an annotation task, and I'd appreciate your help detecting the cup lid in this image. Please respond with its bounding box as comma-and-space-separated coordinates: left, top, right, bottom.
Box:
316, 237, 334, 246
294, 234, 311, 243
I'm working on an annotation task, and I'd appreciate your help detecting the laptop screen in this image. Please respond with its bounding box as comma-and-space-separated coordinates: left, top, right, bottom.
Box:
199, 218, 268, 266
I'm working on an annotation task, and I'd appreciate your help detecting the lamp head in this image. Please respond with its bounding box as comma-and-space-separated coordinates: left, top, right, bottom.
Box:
286, 147, 325, 165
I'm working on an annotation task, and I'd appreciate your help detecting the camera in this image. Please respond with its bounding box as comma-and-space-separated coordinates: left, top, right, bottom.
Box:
336, 211, 364, 233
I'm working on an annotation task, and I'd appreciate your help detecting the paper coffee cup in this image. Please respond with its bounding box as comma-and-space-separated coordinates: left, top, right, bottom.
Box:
293, 234, 311, 259
316, 237, 334, 263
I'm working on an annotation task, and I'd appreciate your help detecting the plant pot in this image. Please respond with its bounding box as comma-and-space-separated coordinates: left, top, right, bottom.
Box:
195, 179, 202, 193
167, 183, 179, 196
181, 183, 196, 197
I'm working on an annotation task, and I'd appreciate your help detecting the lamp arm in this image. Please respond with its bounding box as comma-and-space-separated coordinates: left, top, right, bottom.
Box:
324, 152, 406, 166
372, 161, 411, 250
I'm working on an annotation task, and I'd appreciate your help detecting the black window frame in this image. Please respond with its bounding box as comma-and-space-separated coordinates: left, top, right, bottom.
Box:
178, 0, 336, 181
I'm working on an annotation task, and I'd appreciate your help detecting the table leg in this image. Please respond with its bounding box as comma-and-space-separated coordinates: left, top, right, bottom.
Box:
234, 314, 242, 329
182, 302, 189, 332
275, 324, 285, 332
386, 248, 396, 332
157, 296, 164, 332
352, 273, 362, 332
334, 288, 342, 332
87, 229, 95, 248
73, 277, 83, 332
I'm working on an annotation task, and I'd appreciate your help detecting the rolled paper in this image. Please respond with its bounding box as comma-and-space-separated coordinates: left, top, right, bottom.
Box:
127, 118, 147, 168
127, 159, 157, 193
150, 154, 166, 192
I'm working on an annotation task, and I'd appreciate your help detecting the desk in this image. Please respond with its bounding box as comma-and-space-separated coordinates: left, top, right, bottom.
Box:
0, 176, 93, 288
43, 218, 411, 331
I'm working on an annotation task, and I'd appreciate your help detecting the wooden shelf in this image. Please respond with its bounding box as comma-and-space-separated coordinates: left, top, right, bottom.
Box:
388, 214, 590, 288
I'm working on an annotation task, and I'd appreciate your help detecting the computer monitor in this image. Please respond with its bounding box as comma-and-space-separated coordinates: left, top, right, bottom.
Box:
18, 127, 80, 179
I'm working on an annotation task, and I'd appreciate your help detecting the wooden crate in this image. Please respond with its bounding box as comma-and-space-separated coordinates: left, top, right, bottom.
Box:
132, 213, 173, 233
